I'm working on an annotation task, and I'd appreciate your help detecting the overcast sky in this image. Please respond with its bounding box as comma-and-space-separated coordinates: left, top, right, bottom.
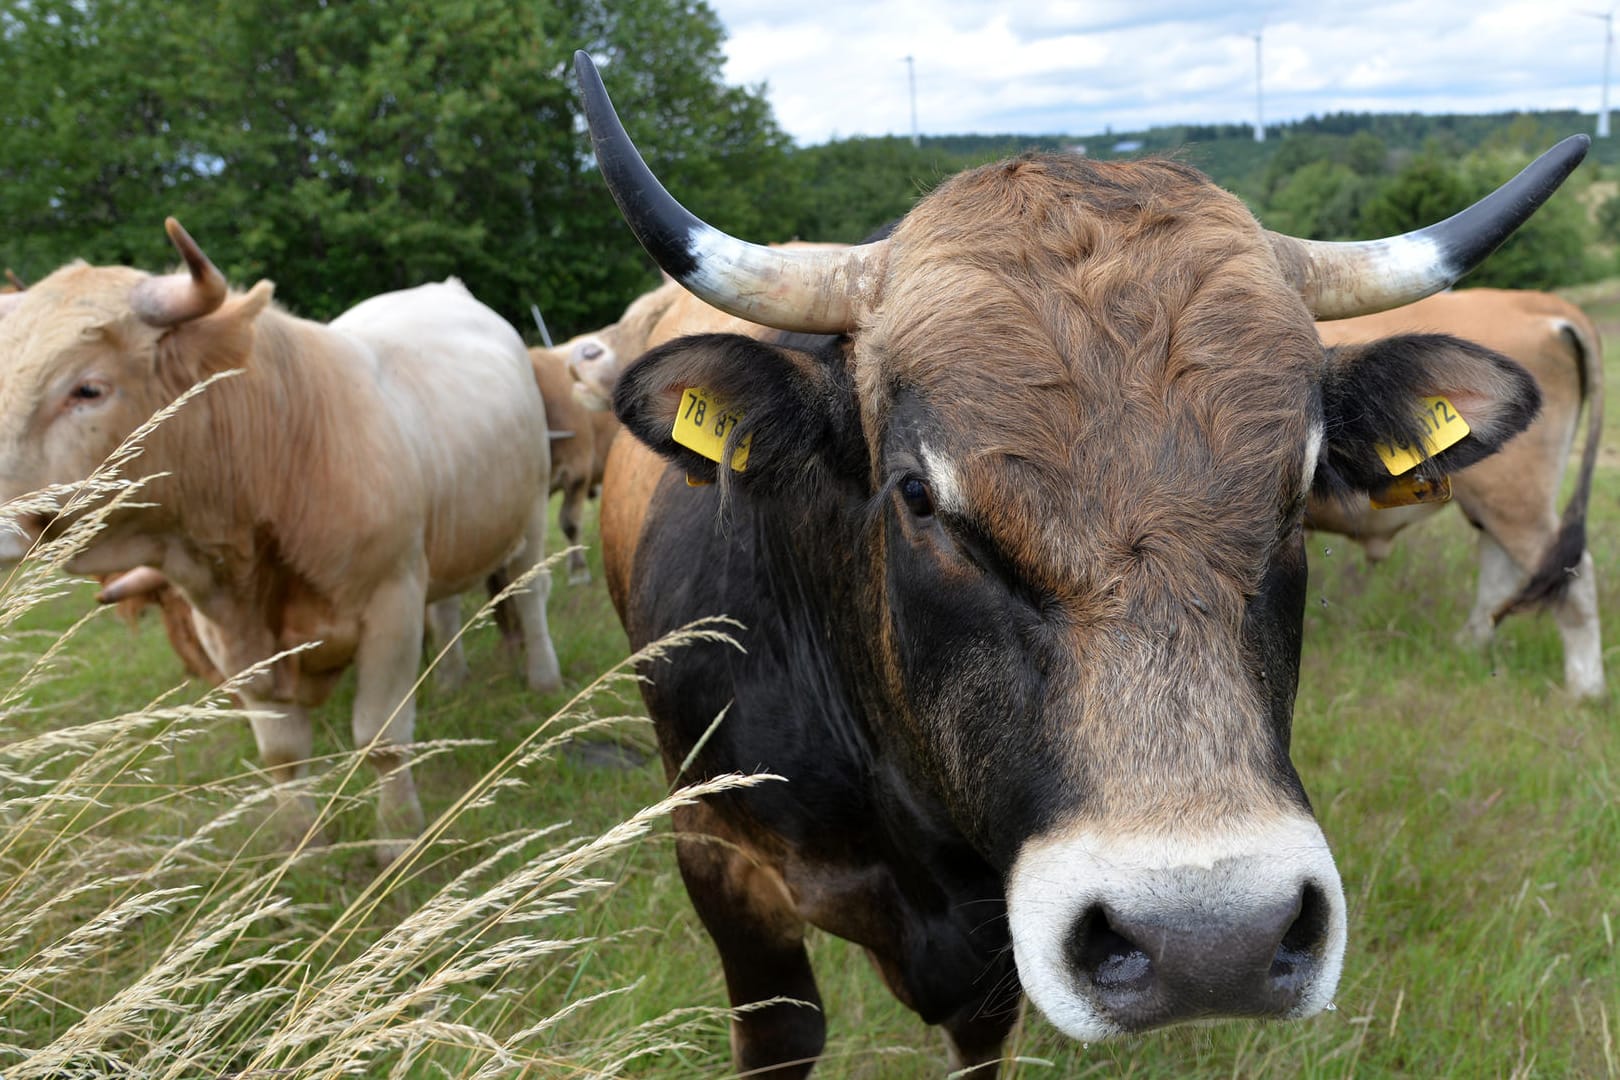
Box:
706, 0, 1610, 144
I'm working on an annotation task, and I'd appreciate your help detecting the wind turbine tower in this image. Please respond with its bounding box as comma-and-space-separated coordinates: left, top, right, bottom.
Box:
1253, 31, 1266, 143
903, 55, 919, 148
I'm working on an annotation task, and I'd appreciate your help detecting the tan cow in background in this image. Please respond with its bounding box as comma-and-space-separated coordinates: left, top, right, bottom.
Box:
1308, 289, 1604, 699
0, 219, 561, 861
530, 345, 618, 584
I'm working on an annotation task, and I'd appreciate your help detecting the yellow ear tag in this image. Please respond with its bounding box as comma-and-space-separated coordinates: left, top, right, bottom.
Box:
671, 386, 752, 472
1374, 396, 1470, 475
1371, 472, 1452, 509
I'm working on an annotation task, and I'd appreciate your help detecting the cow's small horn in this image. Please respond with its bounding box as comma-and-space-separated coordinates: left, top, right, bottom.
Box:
130, 218, 229, 328
96, 565, 169, 604
574, 51, 882, 334
1270, 135, 1589, 320
4, 269, 25, 291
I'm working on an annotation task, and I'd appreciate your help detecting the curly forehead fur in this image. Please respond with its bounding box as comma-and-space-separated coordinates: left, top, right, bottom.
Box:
854, 153, 1321, 612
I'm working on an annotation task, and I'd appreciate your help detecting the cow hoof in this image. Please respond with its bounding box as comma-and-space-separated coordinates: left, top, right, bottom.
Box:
1566, 676, 1606, 702
1453, 622, 1494, 651
568, 567, 592, 587
527, 649, 563, 694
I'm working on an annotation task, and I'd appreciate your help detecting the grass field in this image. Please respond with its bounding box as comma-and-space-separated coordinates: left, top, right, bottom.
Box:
2, 287, 1619, 1077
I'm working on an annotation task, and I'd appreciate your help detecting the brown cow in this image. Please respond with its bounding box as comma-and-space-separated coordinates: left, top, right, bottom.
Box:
1308, 289, 1604, 699
576, 52, 1579, 1073
0, 221, 561, 862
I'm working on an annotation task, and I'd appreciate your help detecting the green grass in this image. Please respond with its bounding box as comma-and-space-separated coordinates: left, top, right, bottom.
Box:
3, 288, 1620, 1076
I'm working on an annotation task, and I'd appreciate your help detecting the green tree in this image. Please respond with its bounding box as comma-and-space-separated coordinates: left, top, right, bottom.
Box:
1356, 153, 1471, 237
0, 0, 794, 336
1263, 160, 1375, 240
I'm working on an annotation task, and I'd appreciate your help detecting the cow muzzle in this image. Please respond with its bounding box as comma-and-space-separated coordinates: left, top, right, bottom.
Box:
1006, 814, 1346, 1039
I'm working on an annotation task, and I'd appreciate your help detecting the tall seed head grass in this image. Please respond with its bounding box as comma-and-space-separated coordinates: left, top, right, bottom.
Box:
0, 379, 759, 1077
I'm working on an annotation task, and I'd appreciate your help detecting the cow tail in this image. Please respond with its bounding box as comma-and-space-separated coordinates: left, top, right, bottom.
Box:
1496, 310, 1605, 620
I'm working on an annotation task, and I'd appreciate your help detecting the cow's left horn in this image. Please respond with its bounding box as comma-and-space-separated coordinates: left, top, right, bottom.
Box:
1270, 135, 1589, 320
130, 218, 228, 328
574, 51, 883, 334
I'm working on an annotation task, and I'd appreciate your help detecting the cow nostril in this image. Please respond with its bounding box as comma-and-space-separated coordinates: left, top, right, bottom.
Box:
1270, 882, 1330, 994
1067, 904, 1154, 998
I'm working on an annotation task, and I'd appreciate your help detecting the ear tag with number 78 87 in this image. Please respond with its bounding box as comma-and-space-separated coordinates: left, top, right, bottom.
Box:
672, 386, 752, 471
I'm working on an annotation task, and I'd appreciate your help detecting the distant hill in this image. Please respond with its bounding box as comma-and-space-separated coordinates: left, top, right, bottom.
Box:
909, 109, 1608, 204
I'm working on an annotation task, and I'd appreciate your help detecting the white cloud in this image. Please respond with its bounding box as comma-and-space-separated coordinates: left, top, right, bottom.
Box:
707, 0, 1609, 143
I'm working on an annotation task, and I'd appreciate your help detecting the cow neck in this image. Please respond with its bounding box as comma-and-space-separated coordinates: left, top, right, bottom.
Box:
153, 304, 371, 567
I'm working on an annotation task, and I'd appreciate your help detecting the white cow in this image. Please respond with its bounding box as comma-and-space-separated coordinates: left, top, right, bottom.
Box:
0, 219, 560, 860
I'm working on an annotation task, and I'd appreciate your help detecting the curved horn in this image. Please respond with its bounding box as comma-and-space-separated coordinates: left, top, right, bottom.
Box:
574, 51, 883, 334
4, 269, 25, 291
130, 217, 228, 328
96, 565, 170, 604
1270, 135, 1589, 320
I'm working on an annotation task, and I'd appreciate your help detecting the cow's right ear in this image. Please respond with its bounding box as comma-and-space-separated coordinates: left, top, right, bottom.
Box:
613, 332, 864, 494
1314, 332, 1541, 499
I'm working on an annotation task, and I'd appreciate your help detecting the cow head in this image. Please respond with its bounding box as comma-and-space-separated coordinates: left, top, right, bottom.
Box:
0, 219, 273, 566
564, 332, 620, 410
579, 53, 1573, 1040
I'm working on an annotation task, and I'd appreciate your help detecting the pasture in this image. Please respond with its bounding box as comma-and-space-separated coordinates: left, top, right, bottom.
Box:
1, 289, 1619, 1077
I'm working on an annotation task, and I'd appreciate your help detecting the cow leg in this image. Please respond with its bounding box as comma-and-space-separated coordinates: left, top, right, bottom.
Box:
1463, 521, 1604, 699
1459, 532, 1525, 648
675, 821, 825, 1077
560, 478, 591, 586
352, 575, 432, 863
191, 612, 323, 846
240, 693, 323, 848
425, 595, 468, 692
506, 501, 562, 693
1554, 549, 1604, 700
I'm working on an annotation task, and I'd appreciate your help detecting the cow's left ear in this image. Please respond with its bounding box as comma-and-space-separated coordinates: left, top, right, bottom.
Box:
1314, 333, 1541, 498
155, 280, 275, 380
614, 332, 865, 495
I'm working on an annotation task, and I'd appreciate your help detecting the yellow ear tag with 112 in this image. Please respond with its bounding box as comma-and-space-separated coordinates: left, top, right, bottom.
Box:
1373, 395, 1470, 476
672, 386, 752, 472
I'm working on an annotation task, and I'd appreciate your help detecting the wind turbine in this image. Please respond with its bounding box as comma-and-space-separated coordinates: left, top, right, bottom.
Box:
902, 55, 919, 148
1580, 8, 1614, 137
1253, 29, 1266, 143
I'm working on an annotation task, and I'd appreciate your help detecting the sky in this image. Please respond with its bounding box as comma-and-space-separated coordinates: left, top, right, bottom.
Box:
706, 0, 1612, 144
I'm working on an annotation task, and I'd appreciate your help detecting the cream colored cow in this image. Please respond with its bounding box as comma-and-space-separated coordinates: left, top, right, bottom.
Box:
0, 220, 561, 859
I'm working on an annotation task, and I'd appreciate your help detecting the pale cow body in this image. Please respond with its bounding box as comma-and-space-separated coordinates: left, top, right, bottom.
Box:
1308, 289, 1604, 698
0, 223, 561, 857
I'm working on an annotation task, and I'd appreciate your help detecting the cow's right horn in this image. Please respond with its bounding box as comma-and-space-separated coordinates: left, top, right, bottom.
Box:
1269, 135, 1589, 320
130, 218, 228, 328
574, 51, 883, 335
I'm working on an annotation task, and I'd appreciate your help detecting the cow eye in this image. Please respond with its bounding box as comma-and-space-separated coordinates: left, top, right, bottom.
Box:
899, 474, 934, 518
71, 383, 104, 401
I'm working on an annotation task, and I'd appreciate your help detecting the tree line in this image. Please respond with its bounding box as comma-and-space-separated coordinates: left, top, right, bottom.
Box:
1, 0, 1609, 341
